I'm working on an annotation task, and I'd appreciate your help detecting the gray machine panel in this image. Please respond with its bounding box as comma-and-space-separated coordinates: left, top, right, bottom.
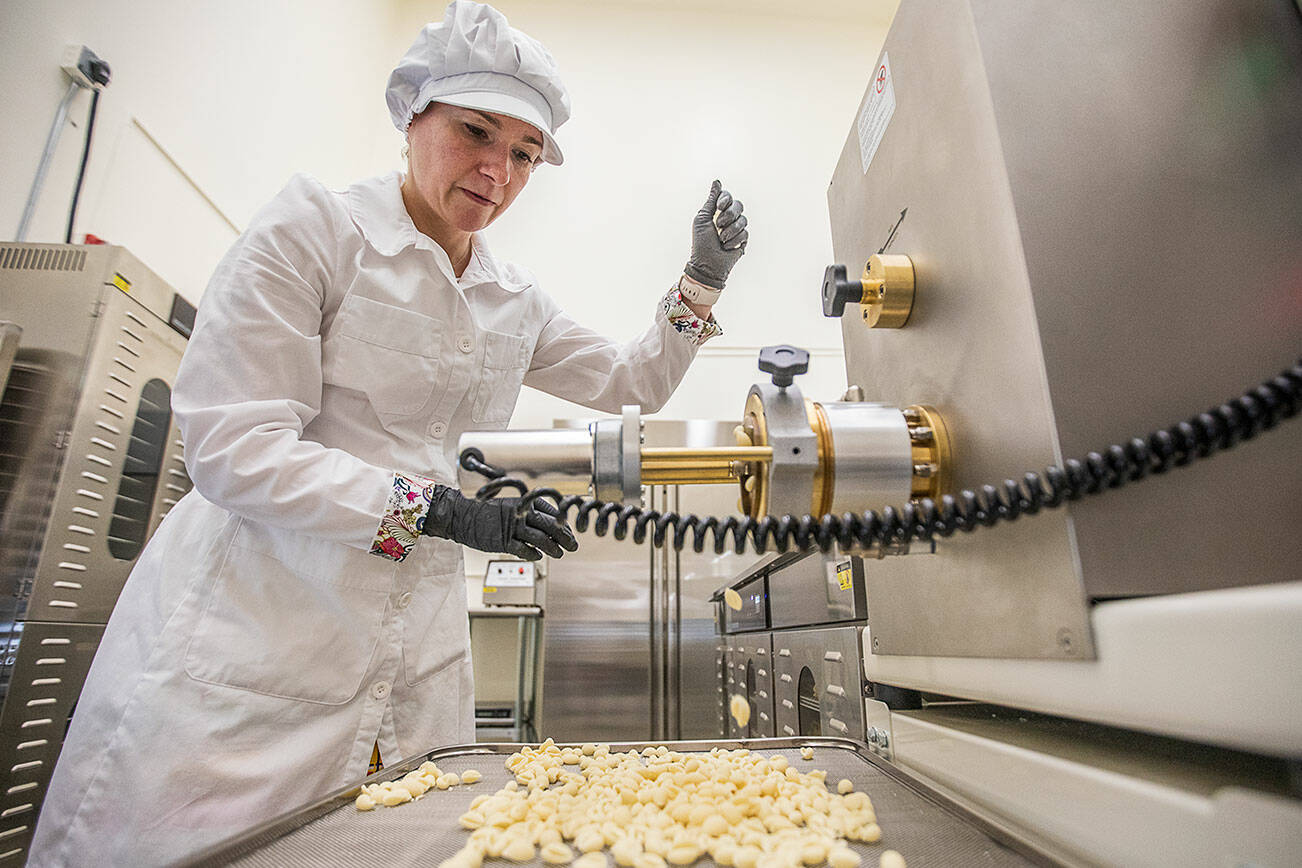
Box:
724, 633, 775, 739
718, 571, 768, 635
26, 287, 190, 623
767, 551, 866, 631
0, 621, 103, 860
827, 0, 1302, 659
1, 244, 192, 625
827, 0, 1092, 662
772, 626, 864, 741
977, 0, 1302, 600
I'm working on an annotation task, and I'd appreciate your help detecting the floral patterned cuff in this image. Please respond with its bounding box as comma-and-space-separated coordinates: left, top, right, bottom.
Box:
370, 471, 438, 562
661, 286, 723, 346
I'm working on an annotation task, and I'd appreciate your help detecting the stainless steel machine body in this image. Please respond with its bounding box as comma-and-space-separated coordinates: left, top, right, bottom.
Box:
772, 625, 864, 741
723, 633, 775, 739
717, 551, 868, 744
827, 0, 1302, 660
0, 243, 194, 862
818, 3, 1302, 863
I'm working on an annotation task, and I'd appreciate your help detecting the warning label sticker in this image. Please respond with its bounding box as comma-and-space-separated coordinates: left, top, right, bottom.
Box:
857, 52, 896, 174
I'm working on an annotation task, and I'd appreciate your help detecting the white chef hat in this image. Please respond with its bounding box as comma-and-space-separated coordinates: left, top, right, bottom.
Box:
386, 0, 571, 165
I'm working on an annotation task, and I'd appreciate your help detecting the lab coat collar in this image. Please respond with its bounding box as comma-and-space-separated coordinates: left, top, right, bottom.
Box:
345, 172, 531, 293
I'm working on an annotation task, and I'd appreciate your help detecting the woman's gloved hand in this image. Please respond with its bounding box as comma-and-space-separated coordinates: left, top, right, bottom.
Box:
683, 180, 748, 291
421, 485, 578, 561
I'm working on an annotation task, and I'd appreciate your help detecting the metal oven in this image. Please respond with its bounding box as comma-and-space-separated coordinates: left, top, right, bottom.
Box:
0, 243, 194, 863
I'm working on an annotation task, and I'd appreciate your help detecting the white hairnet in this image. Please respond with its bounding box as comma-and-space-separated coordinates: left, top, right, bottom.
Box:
386, 0, 571, 165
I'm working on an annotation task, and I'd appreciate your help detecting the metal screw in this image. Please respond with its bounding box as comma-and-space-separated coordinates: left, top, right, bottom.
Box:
867, 728, 880, 745
879, 732, 889, 749
1057, 628, 1075, 655
872, 636, 880, 649
908, 426, 934, 443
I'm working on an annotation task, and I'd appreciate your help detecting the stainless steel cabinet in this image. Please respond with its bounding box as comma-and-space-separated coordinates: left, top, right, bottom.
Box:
0, 243, 193, 863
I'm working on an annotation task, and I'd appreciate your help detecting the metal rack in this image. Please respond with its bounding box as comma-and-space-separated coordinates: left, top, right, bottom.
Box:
181, 738, 1056, 867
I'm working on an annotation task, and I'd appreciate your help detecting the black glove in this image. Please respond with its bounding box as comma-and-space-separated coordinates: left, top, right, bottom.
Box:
421, 485, 578, 561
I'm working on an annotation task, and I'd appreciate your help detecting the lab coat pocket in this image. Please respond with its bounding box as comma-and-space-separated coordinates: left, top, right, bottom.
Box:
402, 569, 470, 687
184, 521, 393, 705
322, 294, 441, 426
470, 330, 529, 426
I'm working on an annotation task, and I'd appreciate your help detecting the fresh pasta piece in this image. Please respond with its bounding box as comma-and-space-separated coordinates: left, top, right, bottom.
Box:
879, 851, 906, 868
828, 848, 861, 868
541, 842, 575, 864
729, 695, 751, 728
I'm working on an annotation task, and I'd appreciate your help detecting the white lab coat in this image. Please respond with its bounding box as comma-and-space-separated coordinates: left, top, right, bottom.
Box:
29, 172, 703, 866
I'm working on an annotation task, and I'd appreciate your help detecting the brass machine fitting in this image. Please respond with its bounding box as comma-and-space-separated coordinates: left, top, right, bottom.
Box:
821, 253, 916, 327
731, 395, 952, 520
639, 444, 773, 486
735, 346, 951, 520
456, 347, 952, 523
903, 404, 952, 500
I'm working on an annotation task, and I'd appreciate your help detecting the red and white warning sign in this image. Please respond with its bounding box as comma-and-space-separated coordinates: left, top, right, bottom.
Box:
857, 52, 896, 174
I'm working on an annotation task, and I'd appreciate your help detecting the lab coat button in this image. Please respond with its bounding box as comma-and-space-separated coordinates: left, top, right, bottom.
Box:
457, 336, 474, 354
370, 680, 391, 701
428, 421, 447, 439
397, 591, 413, 610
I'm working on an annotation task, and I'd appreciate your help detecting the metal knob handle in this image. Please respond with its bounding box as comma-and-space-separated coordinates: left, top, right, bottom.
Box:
757, 345, 809, 388
821, 264, 861, 317
821, 254, 916, 327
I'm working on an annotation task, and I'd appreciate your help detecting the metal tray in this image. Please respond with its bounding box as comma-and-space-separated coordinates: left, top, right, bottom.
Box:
181, 738, 1054, 867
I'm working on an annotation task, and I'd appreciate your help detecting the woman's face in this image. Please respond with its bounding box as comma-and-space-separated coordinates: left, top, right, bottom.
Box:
402, 102, 543, 241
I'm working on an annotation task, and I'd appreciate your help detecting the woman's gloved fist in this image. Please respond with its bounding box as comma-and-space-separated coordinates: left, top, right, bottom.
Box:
683, 179, 748, 291
421, 485, 579, 561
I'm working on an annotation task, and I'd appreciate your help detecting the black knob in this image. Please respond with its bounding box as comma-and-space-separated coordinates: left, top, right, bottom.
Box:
822, 264, 860, 318
758, 345, 809, 388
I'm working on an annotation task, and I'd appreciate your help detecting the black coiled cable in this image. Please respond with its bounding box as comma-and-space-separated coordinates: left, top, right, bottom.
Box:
460, 359, 1302, 556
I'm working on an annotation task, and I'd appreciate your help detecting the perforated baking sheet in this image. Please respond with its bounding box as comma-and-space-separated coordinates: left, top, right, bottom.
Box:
183, 738, 1050, 867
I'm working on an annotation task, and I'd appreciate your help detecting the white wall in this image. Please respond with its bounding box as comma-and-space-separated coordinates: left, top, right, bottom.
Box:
1, 0, 406, 300
393, 0, 898, 427
3, 0, 897, 426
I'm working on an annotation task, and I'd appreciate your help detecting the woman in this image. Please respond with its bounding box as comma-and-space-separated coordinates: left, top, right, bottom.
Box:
29, 2, 748, 865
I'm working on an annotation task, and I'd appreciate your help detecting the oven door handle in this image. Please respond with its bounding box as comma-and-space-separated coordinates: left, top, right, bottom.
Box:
0, 321, 22, 399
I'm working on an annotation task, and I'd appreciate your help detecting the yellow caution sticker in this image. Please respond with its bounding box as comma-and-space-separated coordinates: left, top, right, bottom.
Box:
836, 561, 853, 591
111, 272, 132, 293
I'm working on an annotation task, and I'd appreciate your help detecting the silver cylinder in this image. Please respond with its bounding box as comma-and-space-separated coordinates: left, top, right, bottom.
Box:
456, 428, 594, 495
820, 402, 913, 514
590, 405, 642, 504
